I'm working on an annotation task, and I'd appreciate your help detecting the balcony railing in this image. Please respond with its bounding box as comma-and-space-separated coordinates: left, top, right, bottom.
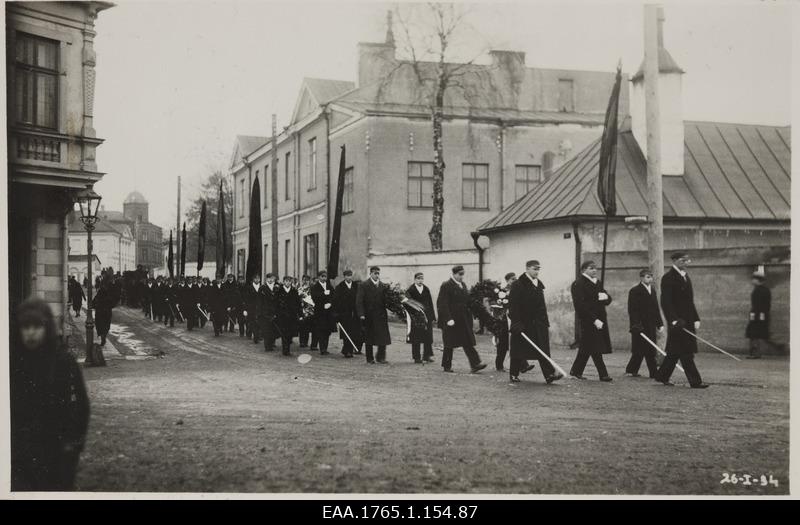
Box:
10, 128, 70, 163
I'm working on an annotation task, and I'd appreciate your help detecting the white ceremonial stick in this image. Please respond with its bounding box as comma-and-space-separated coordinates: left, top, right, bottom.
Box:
639, 332, 683, 372
337, 322, 358, 350
405, 310, 412, 337
197, 305, 209, 321
521, 332, 568, 377
682, 328, 742, 361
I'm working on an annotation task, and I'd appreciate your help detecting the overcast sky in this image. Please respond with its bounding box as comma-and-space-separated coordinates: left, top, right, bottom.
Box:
91, 0, 792, 230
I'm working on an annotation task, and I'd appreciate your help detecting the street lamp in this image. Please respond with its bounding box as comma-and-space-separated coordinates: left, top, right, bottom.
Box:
75, 185, 105, 367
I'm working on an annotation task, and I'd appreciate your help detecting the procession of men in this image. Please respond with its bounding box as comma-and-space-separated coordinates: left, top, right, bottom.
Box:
109, 247, 762, 390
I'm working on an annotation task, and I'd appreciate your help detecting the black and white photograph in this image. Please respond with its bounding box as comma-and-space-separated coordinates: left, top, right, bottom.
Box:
2, 0, 796, 499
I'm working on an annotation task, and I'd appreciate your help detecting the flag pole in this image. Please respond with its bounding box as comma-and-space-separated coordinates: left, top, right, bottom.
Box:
600, 213, 610, 284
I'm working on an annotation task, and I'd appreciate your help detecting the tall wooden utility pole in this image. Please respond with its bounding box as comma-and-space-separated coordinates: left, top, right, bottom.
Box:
176, 175, 181, 277
644, 5, 664, 285
270, 114, 279, 275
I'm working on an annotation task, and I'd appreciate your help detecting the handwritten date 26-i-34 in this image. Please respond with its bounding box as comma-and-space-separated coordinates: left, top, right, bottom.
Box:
720, 473, 779, 487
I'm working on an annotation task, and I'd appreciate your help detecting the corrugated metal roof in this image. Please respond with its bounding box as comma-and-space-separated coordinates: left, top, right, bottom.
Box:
478, 121, 791, 233
304, 78, 355, 104
236, 135, 270, 157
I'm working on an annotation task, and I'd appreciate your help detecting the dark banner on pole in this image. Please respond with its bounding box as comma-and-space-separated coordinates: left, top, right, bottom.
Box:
197, 201, 207, 272
167, 230, 174, 279
180, 222, 187, 277
246, 176, 262, 282
597, 63, 622, 218
327, 145, 346, 279
215, 181, 229, 280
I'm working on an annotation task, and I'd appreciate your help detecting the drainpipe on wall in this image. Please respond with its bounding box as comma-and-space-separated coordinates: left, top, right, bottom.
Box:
470, 231, 485, 282
571, 221, 582, 348
324, 106, 331, 269
61, 209, 70, 340
498, 120, 505, 211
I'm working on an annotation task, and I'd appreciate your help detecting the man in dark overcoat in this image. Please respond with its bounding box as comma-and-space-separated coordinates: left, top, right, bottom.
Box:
310, 270, 336, 356
406, 272, 436, 363
356, 266, 392, 364
569, 260, 613, 381
276, 275, 302, 355
68, 276, 85, 318
334, 270, 362, 358
259, 273, 280, 352
508, 260, 562, 384
436, 265, 487, 374
625, 268, 664, 378
209, 279, 228, 337
654, 252, 708, 388
243, 275, 263, 344
162, 278, 177, 327
746, 271, 771, 359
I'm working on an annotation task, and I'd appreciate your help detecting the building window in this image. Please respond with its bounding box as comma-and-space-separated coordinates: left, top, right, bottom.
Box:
239, 178, 245, 217
515, 165, 542, 200
303, 234, 318, 278
15, 33, 59, 129
284, 239, 291, 277
558, 79, 574, 112
542, 151, 556, 180
285, 152, 291, 201
342, 167, 354, 214
407, 162, 434, 208
462, 163, 489, 210
308, 137, 317, 190
263, 243, 269, 275
237, 248, 247, 278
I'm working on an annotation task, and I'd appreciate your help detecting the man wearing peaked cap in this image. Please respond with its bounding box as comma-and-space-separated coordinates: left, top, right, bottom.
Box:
436, 265, 487, 373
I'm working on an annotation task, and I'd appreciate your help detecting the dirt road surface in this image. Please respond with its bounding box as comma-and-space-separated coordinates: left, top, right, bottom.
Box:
74, 306, 789, 495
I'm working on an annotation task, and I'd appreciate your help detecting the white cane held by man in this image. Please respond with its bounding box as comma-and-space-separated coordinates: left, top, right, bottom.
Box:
337, 322, 358, 350
197, 305, 210, 321
682, 328, 742, 361
521, 332, 568, 377
639, 332, 684, 372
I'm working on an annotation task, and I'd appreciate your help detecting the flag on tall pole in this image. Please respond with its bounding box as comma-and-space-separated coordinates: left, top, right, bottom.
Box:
327, 145, 346, 279
597, 61, 622, 284
246, 176, 262, 282
197, 200, 207, 273
215, 180, 229, 280
167, 230, 174, 279
180, 222, 187, 277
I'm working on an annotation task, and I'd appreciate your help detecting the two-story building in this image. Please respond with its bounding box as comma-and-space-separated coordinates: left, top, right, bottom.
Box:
68, 209, 136, 274
6, 1, 113, 336
230, 15, 623, 282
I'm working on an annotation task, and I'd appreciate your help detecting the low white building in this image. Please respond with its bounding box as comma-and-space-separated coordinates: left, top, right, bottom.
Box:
68, 210, 136, 273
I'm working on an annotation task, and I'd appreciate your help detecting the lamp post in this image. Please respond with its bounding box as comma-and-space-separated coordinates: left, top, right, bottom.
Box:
76, 186, 105, 367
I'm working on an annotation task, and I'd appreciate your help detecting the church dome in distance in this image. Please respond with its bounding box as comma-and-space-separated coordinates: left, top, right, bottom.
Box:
124, 191, 148, 204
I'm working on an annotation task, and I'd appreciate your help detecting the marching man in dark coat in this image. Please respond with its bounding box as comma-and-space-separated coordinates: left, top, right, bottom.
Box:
243, 275, 262, 344
356, 266, 392, 364
508, 260, 562, 384
494, 272, 516, 372
67, 276, 85, 318
436, 265, 487, 374
406, 272, 436, 364
142, 278, 155, 320
310, 270, 336, 356
746, 271, 771, 359
654, 252, 709, 388
209, 279, 228, 336
334, 270, 363, 358
625, 268, 664, 378
569, 260, 613, 382
91, 279, 116, 347
162, 278, 177, 327
276, 275, 302, 356
259, 273, 280, 352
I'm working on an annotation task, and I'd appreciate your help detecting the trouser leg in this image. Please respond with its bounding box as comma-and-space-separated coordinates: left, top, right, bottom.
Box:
318, 331, 330, 353
680, 354, 703, 386
463, 346, 481, 368
537, 353, 555, 378
496, 334, 508, 369
365, 344, 374, 362
411, 343, 421, 361
591, 353, 609, 378
626, 353, 643, 374
310, 331, 318, 350
656, 354, 679, 382
643, 351, 659, 378
282, 335, 293, 354
376, 345, 386, 362
442, 347, 454, 370
423, 342, 433, 360
299, 327, 309, 347
570, 350, 590, 376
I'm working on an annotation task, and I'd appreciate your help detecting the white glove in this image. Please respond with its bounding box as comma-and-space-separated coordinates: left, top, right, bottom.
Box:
598, 292, 609, 301
593, 319, 604, 330
197, 303, 201, 307
447, 320, 455, 327
657, 326, 664, 333
243, 311, 248, 317
324, 290, 330, 296
324, 303, 331, 310
227, 307, 231, 311
694, 321, 701, 330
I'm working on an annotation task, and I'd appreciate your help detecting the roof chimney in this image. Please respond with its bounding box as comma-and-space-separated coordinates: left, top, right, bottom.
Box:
356, 10, 397, 88
630, 7, 685, 175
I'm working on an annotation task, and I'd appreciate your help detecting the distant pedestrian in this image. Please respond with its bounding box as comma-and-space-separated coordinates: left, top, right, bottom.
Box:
68, 276, 85, 317
91, 279, 117, 347
405, 272, 436, 364
356, 266, 392, 364
10, 298, 90, 491
746, 270, 771, 360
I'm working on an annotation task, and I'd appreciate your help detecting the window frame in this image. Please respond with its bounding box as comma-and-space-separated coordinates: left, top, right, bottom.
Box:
14, 32, 60, 130
303, 233, 318, 278
461, 163, 490, 211
342, 167, 354, 214
284, 151, 292, 201
514, 164, 543, 200
308, 137, 317, 190
407, 161, 435, 209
